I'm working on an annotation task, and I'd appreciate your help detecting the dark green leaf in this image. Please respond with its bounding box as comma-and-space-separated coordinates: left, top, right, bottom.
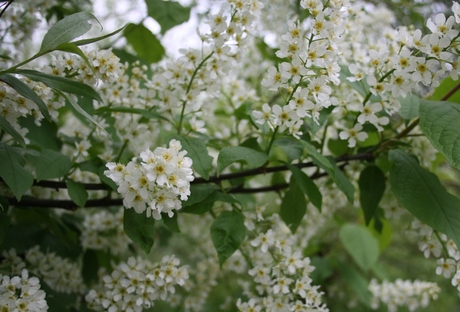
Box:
162, 213, 180, 233
389, 149, 460, 247
0, 143, 34, 200
419, 100, 460, 170
327, 138, 348, 156
359, 165, 386, 225
145, 0, 191, 35
124, 23, 165, 63
287, 164, 322, 211
210, 210, 246, 267
71, 25, 125, 46
40, 12, 98, 52
217, 146, 268, 176
301, 140, 333, 171
66, 179, 88, 208
34, 149, 72, 181
182, 184, 218, 207
98, 165, 118, 191
0, 115, 26, 147
82, 249, 99, 285
0, 74, 51, 120
280, 177, 307, 233
339, 223, 379, 272
15, 69, 102, 103
171, 135, 213, 180
19, 116, 61, 151
0, 210, 11, 246
123, 208, 155, 254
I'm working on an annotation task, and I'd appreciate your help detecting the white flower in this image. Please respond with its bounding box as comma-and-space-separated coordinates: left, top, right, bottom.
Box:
339, 124, 368, 148
436, 258, 456, 278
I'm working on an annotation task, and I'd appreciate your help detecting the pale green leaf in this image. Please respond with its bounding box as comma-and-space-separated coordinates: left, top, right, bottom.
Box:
398, 93, 420, 120
339, 223, 379, 272
40, 12, 98, 53
124, 23, 165, 63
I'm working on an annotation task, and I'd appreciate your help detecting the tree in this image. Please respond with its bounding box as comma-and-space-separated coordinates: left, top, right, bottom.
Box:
1, 0, 460, 311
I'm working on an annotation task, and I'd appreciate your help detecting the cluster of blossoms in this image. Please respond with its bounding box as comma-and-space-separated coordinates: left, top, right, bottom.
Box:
85, 256, 189, 311
368, 278, 440, 312
1, 246, 85, 295
80, 208, 131, 255
253, 0, 345, 139
104, 139, 194, 220
0, 269, 48, 312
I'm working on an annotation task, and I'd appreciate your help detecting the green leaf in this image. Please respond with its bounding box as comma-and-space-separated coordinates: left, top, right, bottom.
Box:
336, 260, 372, 306
210, 210, 246, 267
273, 137, 304, 163
19, 117, 61, 151
319, 157, 355, 204
82, 249, 99, 285
217, 146, 268, 176
145, 0, 191, 35
162, 213, 180, 233
124, 23, 165, 63
171, 135, 213, 180
339, 223, 379, 272
0, 210, 11, 246
327, 138, 349, 156
182, 184, 218, 207
0, 74, 51, 120
34, 149, 72, 181
0, 115, 26, 147
280, 177, 307, 233
301, 140, 333, 171
431, 76, 460, 103
419, 100, 460, 170
94, 106, 168, 121
359, 165, 386, 225
389, 149, 460, 247
287, 164, 322, 211
66, 180, 88, 208
0, 143, 34, 200
40, 12, 98, 53
15, 69, 103, 103
398, 93, 420, 120
182, 190, 238, 214
123, 208, 155, 254
71, 25, 126, 46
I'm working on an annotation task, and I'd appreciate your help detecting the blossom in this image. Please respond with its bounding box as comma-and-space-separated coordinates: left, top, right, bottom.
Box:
339, 123, 368, 148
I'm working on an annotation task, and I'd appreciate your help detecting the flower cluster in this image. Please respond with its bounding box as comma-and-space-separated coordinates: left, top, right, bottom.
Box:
85, 256, 189, 311
369, 278, 440, 312
104, 139, 194, 220
80, 208, 131, 255
0, 246, 86, 295
0, 269, 48, 312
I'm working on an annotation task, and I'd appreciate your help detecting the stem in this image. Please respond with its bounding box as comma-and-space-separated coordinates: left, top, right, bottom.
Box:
265, 126, 279, 155
177, 51, 214, 135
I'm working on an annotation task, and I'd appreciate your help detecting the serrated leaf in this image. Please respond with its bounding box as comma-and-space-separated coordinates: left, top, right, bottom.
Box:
210, 210, 246, 267
217, 146, 268, 176
145, 0, 191, 35
171, 135, 213, 180
273, 137, 304, 163
280, 177, 307, 233
389, 149, 460, 248
15, 69, 102, 103
0, 74, 51, 120
398, 93, 420, 120
66, 180, 88, 208
123, 208, 155, 254
419, 100, 460, 170
339, 223, 379, 272
359, 165, 386, 225
0, 115, 26, 147
0, 143, 34, 200
287, 164, 322, 211
40, 12, 98, 53
124, 23, 165, 63
35, 149, 72, 181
